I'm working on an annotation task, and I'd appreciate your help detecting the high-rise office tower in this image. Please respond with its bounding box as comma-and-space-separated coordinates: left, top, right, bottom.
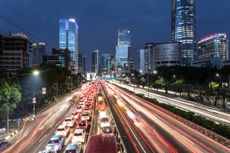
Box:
172, 0, 196, 66
59, 18, 78, 73
115, 29, 131, 76
92, 50, 100, 75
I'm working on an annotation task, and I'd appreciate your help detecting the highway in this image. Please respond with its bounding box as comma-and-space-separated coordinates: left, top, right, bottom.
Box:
115, 82, 230, 126
3, 82, 98, 153
3, 93, 77, 153
103, 82, 230, 153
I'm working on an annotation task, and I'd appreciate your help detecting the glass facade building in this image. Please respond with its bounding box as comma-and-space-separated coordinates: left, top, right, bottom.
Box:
172, 0, 196, 66
115, 29, 131, 76
59, 18, 78, 73
101, 53, 111, 75
193, 33, 229, 69
138, 49, 151, 75
197, 33, 228, 60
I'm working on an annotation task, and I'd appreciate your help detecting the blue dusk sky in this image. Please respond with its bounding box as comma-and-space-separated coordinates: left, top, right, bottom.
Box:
0, 0, 230, 70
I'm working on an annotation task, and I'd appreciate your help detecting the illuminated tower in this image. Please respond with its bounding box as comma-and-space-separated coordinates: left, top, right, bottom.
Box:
59, 18, 78, 73
172, 0, 196, 66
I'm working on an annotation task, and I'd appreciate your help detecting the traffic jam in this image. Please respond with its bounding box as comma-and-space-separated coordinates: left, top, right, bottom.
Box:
39, 82, 99, 153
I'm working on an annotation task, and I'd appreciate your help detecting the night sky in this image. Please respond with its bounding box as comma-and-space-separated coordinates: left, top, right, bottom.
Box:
1, 0, 230, 71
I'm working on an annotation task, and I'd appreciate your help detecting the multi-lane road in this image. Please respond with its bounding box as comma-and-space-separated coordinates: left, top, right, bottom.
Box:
115, 82, 230, 126
102, 82, 230, 153
3, 81, 230, 153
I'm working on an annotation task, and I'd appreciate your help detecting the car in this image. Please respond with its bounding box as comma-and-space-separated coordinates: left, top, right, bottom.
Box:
55, 125, 70, 137
101, 125, 112, 133
0, 140, 11, 152
81, 112, 90, 121
71, 111, 80, 120
79, 101, 85, 105
72, 128, 86, 144
83, 107, 91, 114
99, 111, 107, 120
46, 135, 65, 152
99, 117, 109, 123
76, 106, 83, 113
78, 120, 89, 129
63, 117, 75, 128
100, 122, 110, 128
65, 144, 81, 153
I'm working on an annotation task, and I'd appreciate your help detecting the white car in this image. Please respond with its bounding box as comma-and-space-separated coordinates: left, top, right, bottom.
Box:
46, 135, 64, 152
71, 111, 80, 120
55, 125, 69, 137
100, 122, 110, 128
63, 117, 75, 128
79, 101, 85, 105
81, 112, 90, 121
76, 106, 83, 113
83, 107, 91, 114
72, 128, 86, 144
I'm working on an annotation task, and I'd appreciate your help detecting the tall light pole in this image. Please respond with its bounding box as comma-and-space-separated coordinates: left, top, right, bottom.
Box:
147, 69, 150, 98
32, 70, 40, 118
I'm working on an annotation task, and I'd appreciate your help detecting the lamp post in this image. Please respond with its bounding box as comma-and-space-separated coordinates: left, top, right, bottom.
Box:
131, 73, 135, 93
147, 69, 150, 98
32, 95, 36, 118
32, 69, 40, 118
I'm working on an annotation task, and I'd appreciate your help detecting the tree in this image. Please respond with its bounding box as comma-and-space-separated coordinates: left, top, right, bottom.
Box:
172, 79, 185, 96
0, 78, 21, 133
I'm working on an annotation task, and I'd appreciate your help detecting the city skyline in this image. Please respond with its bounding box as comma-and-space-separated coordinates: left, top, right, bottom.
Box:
0, 0, 230, 70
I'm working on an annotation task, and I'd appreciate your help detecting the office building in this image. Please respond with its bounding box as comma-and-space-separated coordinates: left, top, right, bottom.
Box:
172, 0, 196, 66
193, 33, 229, 69
101, 53, 111, 75
0, 33, 29, 73
152, 42, 182, 68
115, 29, 131, 76
138, 49, 151, 75
92, 49, 100, 75
78, 53, 86, 75
43, 48, 70, 69
31, 42, 46, 67
59, 18, 78, 74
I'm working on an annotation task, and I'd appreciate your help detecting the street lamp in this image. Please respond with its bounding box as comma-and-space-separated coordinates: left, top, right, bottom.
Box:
216, 73, 220, 77
33, 70, 40, 76
32, 69, 40, 119
147, 69, 150, 98
131, 73, 135, 93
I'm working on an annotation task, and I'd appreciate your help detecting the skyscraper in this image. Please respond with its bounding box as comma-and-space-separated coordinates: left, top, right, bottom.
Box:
172, 0, 196, 66
115, 29, 131, 76
92, 50, 100, 75
59, 18, 78, 73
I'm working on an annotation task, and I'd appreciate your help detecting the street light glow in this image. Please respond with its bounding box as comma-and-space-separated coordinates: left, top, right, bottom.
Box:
33, 70, 40, 76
